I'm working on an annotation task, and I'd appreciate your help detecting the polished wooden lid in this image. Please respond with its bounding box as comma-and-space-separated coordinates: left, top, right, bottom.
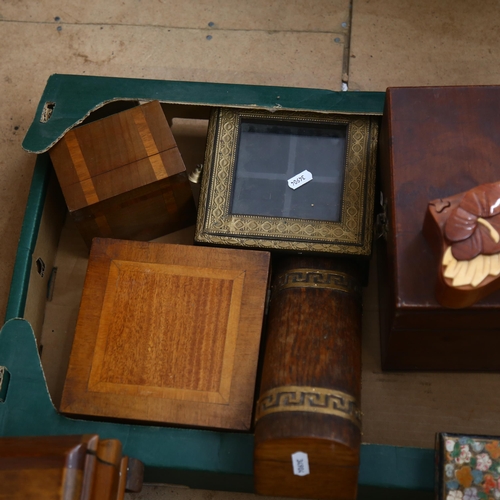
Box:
49, 100, 186, 212
60, 238, 270, 430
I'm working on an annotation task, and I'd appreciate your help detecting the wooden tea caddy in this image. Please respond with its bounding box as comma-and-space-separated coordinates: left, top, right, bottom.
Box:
48, 100, 196, 247
378, 85, 500, 371
196, 108, 379, 499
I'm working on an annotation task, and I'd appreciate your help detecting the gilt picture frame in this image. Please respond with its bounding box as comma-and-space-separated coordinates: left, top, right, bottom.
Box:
195, 108, 379, 255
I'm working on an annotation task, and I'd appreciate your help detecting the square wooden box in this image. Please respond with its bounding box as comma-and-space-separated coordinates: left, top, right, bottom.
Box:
378, 86, 500, 371
49, 100, 196, 247
60, 238, 270, 430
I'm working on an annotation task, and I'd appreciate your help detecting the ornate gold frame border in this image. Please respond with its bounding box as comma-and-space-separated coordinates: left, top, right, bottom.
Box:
195, 108, 378, 255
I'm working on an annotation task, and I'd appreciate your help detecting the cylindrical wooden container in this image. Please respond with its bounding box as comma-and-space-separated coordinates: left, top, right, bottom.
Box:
254, 255, 363, 500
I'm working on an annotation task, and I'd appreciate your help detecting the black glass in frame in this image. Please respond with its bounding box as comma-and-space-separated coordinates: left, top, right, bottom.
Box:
230, 118, 348, 222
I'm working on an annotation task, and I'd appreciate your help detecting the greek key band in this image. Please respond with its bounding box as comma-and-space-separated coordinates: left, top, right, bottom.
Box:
273, 269, 360, 295
255, 385, 361, 427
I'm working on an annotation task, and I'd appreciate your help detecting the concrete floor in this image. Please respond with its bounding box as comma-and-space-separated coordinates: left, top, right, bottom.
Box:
2, 1, 500, 498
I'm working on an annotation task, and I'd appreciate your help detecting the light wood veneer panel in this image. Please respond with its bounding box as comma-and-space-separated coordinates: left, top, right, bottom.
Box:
60, 238, 270, 430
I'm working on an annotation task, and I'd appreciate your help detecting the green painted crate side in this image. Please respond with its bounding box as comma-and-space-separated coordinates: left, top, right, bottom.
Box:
0, 319, 254, 484
23, 74, 385, 154
0, 318, 434, 496
5, 155, 52, 321
359, 443, 434, 491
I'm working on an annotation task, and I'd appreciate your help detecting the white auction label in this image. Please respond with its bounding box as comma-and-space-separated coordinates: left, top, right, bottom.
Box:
288, 170, 313, 190
291, 451, 310, 476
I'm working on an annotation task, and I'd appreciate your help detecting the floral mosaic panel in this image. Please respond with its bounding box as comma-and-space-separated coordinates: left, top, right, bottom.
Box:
439, 434, 500, 500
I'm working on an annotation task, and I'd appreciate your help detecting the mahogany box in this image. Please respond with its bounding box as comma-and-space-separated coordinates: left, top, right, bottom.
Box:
378, 86, 500, 371
48, 100, 196, 247
60, 238, 270, 430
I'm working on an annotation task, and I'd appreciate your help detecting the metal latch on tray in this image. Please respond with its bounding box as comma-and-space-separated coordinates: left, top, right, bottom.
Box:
375, 191, 389, 241
0, 366, 10, 403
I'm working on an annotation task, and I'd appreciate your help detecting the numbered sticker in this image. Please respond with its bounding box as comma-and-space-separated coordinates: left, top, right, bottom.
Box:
288, 170, 313, 190
291, 451, 310, 476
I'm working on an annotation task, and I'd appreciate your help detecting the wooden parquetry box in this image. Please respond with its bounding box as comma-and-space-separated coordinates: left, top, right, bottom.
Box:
378, 85, 500, 371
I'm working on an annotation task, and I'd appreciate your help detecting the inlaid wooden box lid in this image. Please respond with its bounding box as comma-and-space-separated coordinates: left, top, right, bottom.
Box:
60, 238, 270, 430
49, 100, 186, 212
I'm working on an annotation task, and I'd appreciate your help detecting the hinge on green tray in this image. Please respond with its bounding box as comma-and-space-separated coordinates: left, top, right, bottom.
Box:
0, 366, 11, 403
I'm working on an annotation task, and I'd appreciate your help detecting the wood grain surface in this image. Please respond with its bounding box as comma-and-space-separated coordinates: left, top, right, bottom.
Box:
423, 187, 500, 308
378, 85, 500, 371
90, 439, 122, 500
73, 172, 196, 247
79, 434, 99, 500
0, 434, 141, 500
0, 434, 92, 500
124, 457, 144, 494
49, 101, 183, 210
60, 238, 270, 430
48, 101, 196, 246
254, 255, 363, 500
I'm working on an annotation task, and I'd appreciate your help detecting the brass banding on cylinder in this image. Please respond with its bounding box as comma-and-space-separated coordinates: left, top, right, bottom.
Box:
255, 385, 361, 427
273, 268, 361, 295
